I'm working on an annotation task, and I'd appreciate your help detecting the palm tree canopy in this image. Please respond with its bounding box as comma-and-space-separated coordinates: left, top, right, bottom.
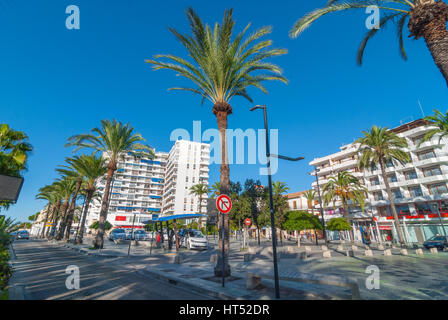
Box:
147, 7, 288, 106
61, 154, 107, 191
190, 184, 210, 196
421, 109, 448, 145
303, 189, 316, 207
0, 123, 33, 177
65, 119, 154, 168
322, 171, 367, 210
272, 181, 290, 196
290, 0, 422, 65
356, 125, 410, 170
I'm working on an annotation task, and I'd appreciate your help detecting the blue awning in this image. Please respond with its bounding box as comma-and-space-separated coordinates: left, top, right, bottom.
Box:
141, 213, 206, 224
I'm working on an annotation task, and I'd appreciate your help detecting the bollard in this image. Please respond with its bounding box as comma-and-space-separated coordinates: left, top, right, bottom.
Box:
248, 247, 257, 254
400, 249, 408, 256
378, 244, 385, 251
337, 245, 344, 251
321, 245, 328, 251
305, 246, 312, 254
351, 245, 358, 251
430, 248, 438, 254
299, 251, 307, 260
287, 246, 296, 253
415, 249, 424, 255
323, 250, 332, 258
384, 249, 392, 256
365, 249, 373, 257
346, 250, 355, 257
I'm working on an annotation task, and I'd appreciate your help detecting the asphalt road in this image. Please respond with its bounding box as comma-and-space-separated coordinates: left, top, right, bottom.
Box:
8, 239, 209, 300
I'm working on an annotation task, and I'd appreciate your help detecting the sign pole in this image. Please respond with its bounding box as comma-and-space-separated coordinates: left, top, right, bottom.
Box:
221, 212, 225, 287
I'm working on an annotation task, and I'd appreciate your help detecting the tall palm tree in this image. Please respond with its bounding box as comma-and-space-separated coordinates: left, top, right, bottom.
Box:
57, 158, 85, 241
70, 154, 107, 244
322, 171, 367, 244
54, 177, 77, 240
36, 184, 59, 238
420, 109, 448, 144
147, 8, 287, 276
356, 125, 410, 245
210, 182, 221, 199
66, 119, 154, 249
272, 181, 290, 242
190, 184, 211, 234
290, 0, 448, 87
304, 189, 316, 214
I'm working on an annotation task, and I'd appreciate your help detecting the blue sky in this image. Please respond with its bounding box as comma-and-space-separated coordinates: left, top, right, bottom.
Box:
1, 0, 447, 221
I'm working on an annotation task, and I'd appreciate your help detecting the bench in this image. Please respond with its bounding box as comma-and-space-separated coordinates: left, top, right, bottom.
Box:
246, 270, 361, 300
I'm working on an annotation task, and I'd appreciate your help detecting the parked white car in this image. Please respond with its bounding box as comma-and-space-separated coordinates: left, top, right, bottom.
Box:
178, 229, 208, 250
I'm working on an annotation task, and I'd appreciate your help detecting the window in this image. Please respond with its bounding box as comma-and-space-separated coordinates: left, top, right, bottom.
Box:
373, 192, 384, 201
412, 135, 425, 146
396, 204, 410, 215
417, 149, 436, 161
370, 177, 380, 186
422, 166, 442, 177
404, 170, 417, 180
292, 201, 297, 209
428, 183, 448, 195
392, 188, 403, 199
387, 174, 398, 183
409, 186, 423, 197
386, 160, 394, 168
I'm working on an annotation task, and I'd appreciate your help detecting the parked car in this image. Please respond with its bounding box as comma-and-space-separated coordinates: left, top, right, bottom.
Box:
9, 231, 18, 239
126, 229, 149, 241
178, 229, 208, 250
16, 230, 30, 240
108, 228, 127, 241
424, 235, 448, 250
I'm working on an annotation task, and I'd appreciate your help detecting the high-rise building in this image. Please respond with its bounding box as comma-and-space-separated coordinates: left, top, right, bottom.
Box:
85, 140, 211, 229
163, 140, 210, 217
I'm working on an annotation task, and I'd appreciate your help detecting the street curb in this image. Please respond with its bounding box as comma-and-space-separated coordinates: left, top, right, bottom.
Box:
7, 243, 26, 300
137, 267, 244, 300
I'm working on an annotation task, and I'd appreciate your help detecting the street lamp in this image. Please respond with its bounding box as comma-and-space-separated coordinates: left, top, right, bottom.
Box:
310, 167, 328, 244
250, 104, 304, 299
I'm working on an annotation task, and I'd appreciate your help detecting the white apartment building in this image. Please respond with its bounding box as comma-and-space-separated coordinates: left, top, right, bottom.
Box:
86, 150, 168, 229
285, 191, 314, 212
163, 140, 210, 217
85, 140, 211, 229
308, 119, 448, 244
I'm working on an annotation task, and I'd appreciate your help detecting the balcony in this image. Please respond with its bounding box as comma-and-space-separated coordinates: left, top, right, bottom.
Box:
414, 155, 448, 168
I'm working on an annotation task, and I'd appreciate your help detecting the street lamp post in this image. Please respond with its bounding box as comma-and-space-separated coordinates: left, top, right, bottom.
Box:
311, 167, 328, 244
250, 104, 305, 299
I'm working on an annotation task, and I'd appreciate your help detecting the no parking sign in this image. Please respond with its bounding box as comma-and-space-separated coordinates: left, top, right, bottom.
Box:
216, 194, 232, 214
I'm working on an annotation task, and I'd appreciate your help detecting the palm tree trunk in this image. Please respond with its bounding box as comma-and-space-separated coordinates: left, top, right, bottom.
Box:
342, 200, 355, 245
76, 190, 93, 245
64, 178, 82, 241
56, 199, 70, 240
50, 200, 62, 239
213, 102, 232, 277
379, 159, 405, 245
93, 165, 116, 249
40, 204, 52, 238
408, 1, 448, 87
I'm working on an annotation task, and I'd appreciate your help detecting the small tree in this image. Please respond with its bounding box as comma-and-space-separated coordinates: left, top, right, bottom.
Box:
327, 217, 352, 241
283, 211, 322, 246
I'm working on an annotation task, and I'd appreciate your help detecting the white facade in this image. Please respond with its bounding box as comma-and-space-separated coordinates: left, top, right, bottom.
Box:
85, 140, 211, 229
162, 140, 210, 216
285, 191, 313, 212
86, 150, 168, 229
308, 119, 448, 243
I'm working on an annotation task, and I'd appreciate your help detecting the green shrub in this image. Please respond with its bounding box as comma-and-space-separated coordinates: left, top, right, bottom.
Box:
0, 246, 11, 292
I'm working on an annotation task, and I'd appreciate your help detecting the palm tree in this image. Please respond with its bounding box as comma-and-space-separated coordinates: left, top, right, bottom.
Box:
0, 124, 32, 177
71, 154, 107, 244
210, 182, 221, 199
420, 109, 448, 145
272, 181, 290, 242
36, 184, 59, 238
290, 0, 448, 87
356, 125, 410, 245
322, 171, 367, 244
66, 119, 154, 249
54, 177, 77, 240
57, 158, 85, 241
304, 189, 316, 214
147, 8, 287, 277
